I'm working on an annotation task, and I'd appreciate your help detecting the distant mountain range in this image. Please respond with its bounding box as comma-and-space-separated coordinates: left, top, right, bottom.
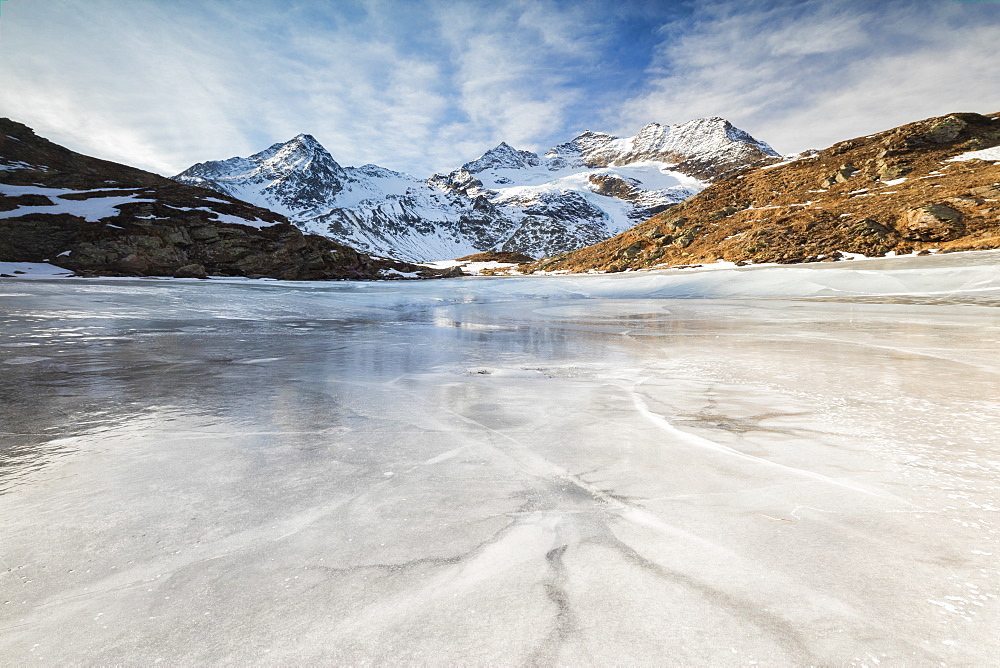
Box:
4, 112, 998, 280
172, 117, 778, 262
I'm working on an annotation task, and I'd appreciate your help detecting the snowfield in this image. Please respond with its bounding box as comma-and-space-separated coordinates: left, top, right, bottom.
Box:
2, 252, 999, 664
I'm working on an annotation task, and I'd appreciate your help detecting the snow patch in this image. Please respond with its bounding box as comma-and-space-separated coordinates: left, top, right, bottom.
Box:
948, 146, 1000, 162
0, 191, 157, 222
0, 262, 74, 277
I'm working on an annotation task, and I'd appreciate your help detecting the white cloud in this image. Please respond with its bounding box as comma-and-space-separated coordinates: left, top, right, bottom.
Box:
619, 0, 1000, 154
4, 0, 993, 181
0, 1, 255, 172
425, 0, 604, 163
0, 0, 613, 177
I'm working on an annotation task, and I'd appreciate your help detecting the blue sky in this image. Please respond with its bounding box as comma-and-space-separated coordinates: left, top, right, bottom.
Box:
1, 0, 998, 176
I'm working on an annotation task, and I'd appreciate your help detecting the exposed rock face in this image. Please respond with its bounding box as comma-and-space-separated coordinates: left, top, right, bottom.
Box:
173, 117, 776, 262
0, 119, 452, 280
587, 174, 643, 200
512, 112, 1000, 274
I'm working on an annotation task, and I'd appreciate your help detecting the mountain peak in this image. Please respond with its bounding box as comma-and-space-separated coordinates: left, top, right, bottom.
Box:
666, 117, 779, 157
263, 133, 342, 173
289, 133, 322, 149
461, 142, 541, 173
172, 131, 348, 214
575, 129, 617, 140
539, 116, 777, 175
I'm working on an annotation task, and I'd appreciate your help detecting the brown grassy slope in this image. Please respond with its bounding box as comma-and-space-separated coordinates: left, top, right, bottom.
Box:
520, 112, 1000, 274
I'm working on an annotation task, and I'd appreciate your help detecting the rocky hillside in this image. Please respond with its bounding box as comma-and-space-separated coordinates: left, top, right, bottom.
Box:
517, 112, 1000, 274
174, 117, 776, 262
0, 119, 452, 280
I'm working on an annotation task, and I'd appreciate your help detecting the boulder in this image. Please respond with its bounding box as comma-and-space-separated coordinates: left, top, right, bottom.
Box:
673, 228, 700, 248
439, 266, 466, 278
877, 162, 911, 181
172, 263, 208, 279
619, 243, 644, 259
821, 163, 858, 187
945, 195, 984, 209
901, 204, 964, 242
660, 216, 689, 232
921, 116, 968, 144
855, 218, 892, 238
970, 184, 1000, 199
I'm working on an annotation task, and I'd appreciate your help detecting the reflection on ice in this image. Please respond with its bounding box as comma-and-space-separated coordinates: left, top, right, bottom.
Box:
1, 254, 1000, 663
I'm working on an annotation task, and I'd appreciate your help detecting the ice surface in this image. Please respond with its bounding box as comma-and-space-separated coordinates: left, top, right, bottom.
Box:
421, 259, 522, 276
0, 261, 75, 277
1, 254, 1000, 664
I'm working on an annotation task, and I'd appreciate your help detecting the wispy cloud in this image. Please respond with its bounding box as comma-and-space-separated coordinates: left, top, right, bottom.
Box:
0, 0, 620, 176
1, 0, 997, 177
619, 0, 1000, 154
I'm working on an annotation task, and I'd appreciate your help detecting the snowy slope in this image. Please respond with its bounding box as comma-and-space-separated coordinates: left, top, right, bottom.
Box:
544, 117, 778, 177
173, 118, 776, 262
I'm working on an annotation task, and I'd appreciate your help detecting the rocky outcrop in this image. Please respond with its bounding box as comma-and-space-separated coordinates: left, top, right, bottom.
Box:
513, 111, 1000, 274
587, 174, 643, 201
0, 118, 454, 280
820, 163, 859, 188
454, 251, 535, 263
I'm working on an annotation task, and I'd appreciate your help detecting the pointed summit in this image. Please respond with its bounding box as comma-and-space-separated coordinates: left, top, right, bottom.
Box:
173, 132, 348, 215
545, 130, 622, 166
263, 133, 341, 173
461, 142, 542, 173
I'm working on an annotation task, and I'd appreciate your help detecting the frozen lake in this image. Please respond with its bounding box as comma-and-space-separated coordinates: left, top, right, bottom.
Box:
2, 257, 1000, 664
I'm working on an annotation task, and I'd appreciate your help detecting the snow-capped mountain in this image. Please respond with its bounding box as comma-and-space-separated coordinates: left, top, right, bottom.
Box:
173, 117, 777, 262
170, 134, 349, 216
543, 117, 777, 178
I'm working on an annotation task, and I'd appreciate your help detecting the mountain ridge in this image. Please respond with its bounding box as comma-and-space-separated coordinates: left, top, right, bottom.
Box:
173, 116, 777, 262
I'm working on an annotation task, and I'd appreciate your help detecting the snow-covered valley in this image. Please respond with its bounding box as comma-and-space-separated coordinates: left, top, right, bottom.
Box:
2, 254, 999, 664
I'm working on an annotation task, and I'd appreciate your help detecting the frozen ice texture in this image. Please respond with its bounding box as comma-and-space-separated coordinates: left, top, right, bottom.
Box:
1, 253, 999, 663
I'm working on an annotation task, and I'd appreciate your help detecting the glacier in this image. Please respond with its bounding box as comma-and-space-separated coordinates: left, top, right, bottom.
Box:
1, 252, 999, 664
